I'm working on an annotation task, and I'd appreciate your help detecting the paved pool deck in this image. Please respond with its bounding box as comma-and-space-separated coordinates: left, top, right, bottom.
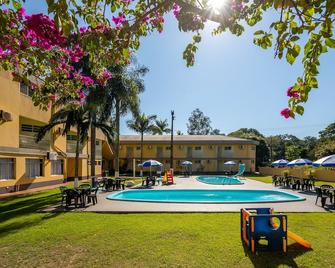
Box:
80, 176, 333, 213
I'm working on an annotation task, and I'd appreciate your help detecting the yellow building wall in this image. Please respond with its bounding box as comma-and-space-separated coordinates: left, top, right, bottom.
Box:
118, 143, 256, 173
259, 166, 335, 182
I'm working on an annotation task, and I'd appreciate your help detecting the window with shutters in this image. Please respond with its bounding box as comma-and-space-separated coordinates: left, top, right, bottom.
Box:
25, 159, 43, 178
0, 158, 15, 180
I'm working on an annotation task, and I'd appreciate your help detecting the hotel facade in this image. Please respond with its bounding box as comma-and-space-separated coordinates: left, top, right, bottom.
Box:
0, 72, 113, 194
0, 71, 258, 193
117, 135, 258, 174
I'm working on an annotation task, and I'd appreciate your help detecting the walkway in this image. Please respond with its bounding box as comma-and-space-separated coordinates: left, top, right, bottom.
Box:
81, 177, 331, 213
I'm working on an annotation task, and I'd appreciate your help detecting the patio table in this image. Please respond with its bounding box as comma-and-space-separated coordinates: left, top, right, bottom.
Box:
76, 186, 93, 207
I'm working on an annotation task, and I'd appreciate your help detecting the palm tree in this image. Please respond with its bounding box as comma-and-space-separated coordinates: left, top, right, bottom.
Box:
36, 105, 87, 187
100, 63, 148, 177
37, 102, 114, 186
153, 119, 171, 135
127, 113, 157, 166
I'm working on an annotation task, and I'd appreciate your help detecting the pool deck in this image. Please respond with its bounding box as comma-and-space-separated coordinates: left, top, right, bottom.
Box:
79, 177, 333, 213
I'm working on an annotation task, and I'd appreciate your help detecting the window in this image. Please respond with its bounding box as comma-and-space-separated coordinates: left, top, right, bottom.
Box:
239, 145, 245, 150
20, 83, 34, 97
224, 146, 232, 150
178, 145, 183, 150
136, 146, 141, 151
209, 145, 214, 150
165, 146, 171, 150
148, 145, 152, 149
195, 160, 201, 164
96, 140, 100, 146
0, 158, 15, 180
251, 146, 256, 151
165, 160, 170, 164
67, 134, 77, 141
21, 124, 42, 133
207, 160, 211, 164
25, 159, 43, 178
51, 160, 63, 175
194, 146, 202, 150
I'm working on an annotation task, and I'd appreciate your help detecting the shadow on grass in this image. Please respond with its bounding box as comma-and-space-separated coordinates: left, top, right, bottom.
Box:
0, 191, 62, 238
243, 242, 313, 268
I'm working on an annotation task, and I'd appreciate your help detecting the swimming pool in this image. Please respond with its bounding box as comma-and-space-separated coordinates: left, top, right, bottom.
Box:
196, 176, 243, 185
106, 189, 305, 203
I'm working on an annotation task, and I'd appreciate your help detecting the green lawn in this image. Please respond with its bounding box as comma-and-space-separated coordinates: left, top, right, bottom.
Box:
247, 174, 335, 187
1, 189, 335, 267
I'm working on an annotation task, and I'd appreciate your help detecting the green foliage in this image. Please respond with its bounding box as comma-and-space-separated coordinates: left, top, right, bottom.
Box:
153, 119, 171, 135
1, 0, 335, 116
229, 128, 269, 167
285, 144, 302, 161
319, 122, 335, 140
187, 108, 213, 135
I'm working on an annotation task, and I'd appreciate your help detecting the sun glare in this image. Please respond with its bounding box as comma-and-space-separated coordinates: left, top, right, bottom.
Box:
208, 0, 225, 11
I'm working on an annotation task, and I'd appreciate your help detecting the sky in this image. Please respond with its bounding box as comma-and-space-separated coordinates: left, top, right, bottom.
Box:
21, 2, 335, 138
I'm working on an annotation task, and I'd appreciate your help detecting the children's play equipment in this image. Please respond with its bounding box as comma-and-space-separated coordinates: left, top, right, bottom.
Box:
241, 208, 311, 253
162, 169, 174, 185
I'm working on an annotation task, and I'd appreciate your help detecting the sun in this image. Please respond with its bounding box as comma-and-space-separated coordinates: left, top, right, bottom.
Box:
208, 0, 225, 11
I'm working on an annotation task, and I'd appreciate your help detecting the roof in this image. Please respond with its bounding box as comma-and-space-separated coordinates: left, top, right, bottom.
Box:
119, 135, 259, 145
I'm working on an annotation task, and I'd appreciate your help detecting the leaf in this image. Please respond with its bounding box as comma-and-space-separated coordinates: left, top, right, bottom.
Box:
295, 105, 304, 116
325, 38, 335, 48
254, 30, 265, 35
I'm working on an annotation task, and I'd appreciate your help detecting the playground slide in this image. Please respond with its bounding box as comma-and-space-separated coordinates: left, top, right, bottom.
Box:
273, 223, 312, 249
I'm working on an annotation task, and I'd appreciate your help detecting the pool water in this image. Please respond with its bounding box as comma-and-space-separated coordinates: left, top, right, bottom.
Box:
196, 176, 243, 185
106, 189, 305, 203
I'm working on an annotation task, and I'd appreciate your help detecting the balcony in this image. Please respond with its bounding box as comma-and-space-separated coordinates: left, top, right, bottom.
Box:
66, 141, 83, 154
19, 134, 50, 151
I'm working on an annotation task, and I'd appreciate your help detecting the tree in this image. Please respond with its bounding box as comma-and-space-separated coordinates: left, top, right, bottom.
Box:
315, 140, 335, 159
2, 0, 333, 117
300, 136, 318, 160
176, 130, 184, 135
285, 145, 302, 161
127, 113, 157, 165
319, 123, 335, 141
153, 119, 171, 135
36, 105, 87, 187
229, 128, 270, 167
210, 128, 221, 135
187, 108, 213, 135
101, 63, 148, 177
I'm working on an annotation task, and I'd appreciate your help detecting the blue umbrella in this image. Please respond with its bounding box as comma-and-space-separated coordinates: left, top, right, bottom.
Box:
181, 161, 192, 166
141, 159, 163, 167
271, 159, 289, 167
313, 154, 335, 167
287, 158, 312, 167
141, 160, 163, 177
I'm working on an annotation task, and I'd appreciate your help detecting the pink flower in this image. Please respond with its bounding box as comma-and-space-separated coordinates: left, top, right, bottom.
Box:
172, 3, 181, 17
17, 8, 26, 18
143, 15, 150, 22
280, 108, 291, 119
112, 14, 126, 27
286, 86, 300, 99
98, 69, 113, 85
79, 26, 87, 34
79, 75, 94, 87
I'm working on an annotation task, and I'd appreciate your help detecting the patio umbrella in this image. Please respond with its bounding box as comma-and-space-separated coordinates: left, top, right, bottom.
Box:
224, 161, 237, 172
287, 158, 313, 167
224, 161, 237, 166
141, 160, 163, 176
313, 154, 335, 167
271, 159, 289, 167
181, 161, 192, 166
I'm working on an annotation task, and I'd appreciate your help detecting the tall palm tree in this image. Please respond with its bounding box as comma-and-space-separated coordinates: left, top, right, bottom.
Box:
127, 113, 157, 165
36, 105, 87, 187
100, 63, 148, 177
153, 119, 171, 135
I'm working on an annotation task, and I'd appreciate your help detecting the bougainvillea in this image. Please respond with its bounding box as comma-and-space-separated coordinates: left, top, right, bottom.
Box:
0, 0, 334, 116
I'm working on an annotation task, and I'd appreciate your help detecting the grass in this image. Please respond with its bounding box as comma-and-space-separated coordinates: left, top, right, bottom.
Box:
247, 174, 335, 187
0, 189, 335, 267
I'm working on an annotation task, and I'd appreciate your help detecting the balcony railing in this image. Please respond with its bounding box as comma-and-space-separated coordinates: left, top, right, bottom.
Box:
19, 134, 50, 151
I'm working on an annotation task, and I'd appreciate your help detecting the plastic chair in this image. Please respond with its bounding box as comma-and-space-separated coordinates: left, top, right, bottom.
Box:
59, 186, 68, 206
87, 187, 99, 205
